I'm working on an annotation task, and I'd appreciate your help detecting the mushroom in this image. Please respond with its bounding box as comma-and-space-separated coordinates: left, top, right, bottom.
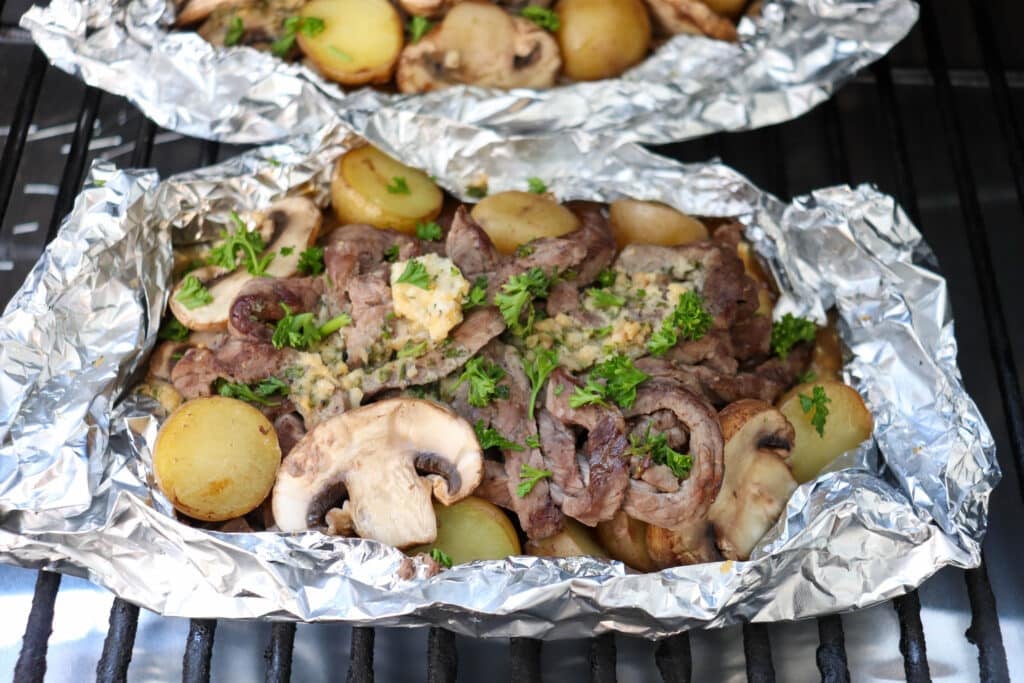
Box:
645, 518, 721, 568
399, 0, 462, 17
272, 399, 484, 548
396, 2, 562, 93
706, 399, 797, 560
643, 0, 738, 42
168, 197, 322, 331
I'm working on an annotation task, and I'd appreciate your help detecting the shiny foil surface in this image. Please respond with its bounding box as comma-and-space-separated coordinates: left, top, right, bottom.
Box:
0, 124, 997, 637
21, 0, 918, 145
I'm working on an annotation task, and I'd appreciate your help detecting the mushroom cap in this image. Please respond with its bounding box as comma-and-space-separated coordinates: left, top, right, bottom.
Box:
708, 400, 797, 560
272, 398, 483, 548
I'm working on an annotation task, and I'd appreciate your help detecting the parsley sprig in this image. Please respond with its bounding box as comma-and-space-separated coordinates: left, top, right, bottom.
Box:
628, 427, 693, 479
271, 16, 325, 58
521, 6, 560, 31
415, 221, 443, 241
771, 313, 817, 359
462, 276, 488, 310
297, 246, 325, 276
395, 259, 433, 289
596, 268, 617, 288
271, 304, 351, 350
175, 275, 213, 309
384, 245, 400, 262
214, 376, 289, 407
473, 420, 523, 451
495, 267, 553, 335
407, 16, 433, 43
158, 317, 190, 341
799, 385, 831, 437
517, 464, 553, 497
208, 212, 274, 276
569, 354, 648, 409
386, 176, 411, 195
647, 290, 712, 356
588, 288, 625, 310
457, 357, 509, 407
526, 177, 547, 194
224, 16, 244, 46
430, 547, 453, 568
524, 348, 558, 420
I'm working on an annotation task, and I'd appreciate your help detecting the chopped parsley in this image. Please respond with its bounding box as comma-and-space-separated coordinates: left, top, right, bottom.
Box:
524, 348, 558, 420
327, 46, 352, 62
318, 312, 352, 336
570, 354, 648, 409
796, 370, 818, 384
158, 317, 190, 342
596, 268, 617, 288
386, 176, 411, 195
771, 313, 817, 359
521, 6, 559, 31
415, 221, 443, 241
271, 15, 325, 58
384, 244, 400, 262
207, 212, 273, 276
799, 385, 831, 437
430, 547, 453, 568
395, 259, 433, 289
462, 276, 488, 310
473, 420, 523, 451
517, 463, 553, 497
593, 325, 612, 338
525, 434, 541, 449
296, 246, 325, 276
271, 304, 349, 349
514, 244, 535, 258
588, 288, 625, 310
495, 267, 553, 335
279, 246, 294, 256
224, 16, 244, 47
407, 16, 432, 43
214, 376, 289, 407
646, 290, 712, 356
456, 357, 509, 407
628, 427, 693, 479
526, 177, 547, 194
466, 183, 488, 199
175, 275, 213, 310
397, 340, 429, 359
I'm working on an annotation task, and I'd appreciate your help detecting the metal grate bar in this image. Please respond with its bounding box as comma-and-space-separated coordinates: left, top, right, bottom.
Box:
964, 560, 1010, 682
742, 623, 775, 683
816, 615, 850, 683
893, 592, 931, 682
870, 58, 922, 224
0, 49, 46, 228
822, 100, 851, 185
45, 86, 102, 242
427, 627, 457, 683
182, 619, 217, 683
130, 118, 157, 169
654, 632, 691, 683
589, 633, 617, 683
509, 637, 541, 682
13, 570, 61, 683
264, 623, 296, 683
96, 599, 140, 683
346, 626, 374, 683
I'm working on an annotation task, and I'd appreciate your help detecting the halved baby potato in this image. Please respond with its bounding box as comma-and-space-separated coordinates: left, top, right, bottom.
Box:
470, 191, 580, 255
555, 0, 652, 82
296, 0, 403, 86
331, 146, 443, 234
409, 496, 521, 565
777, 380, 874, 484
525, 518, 609, 559
154, 397, 282, 522
608, 199, 709, 248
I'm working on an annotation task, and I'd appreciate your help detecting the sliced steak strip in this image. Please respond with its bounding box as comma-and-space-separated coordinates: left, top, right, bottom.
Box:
445, 207, 501, 281
342, 266, 393, 369
323, 223, 420, 305
170, 338, 294, 399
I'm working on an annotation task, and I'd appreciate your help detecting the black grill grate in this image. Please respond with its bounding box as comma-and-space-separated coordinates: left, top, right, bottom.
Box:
1, 0, 1022, 680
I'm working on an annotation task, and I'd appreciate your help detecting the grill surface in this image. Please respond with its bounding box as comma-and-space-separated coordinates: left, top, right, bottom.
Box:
1, 0, 1023, 680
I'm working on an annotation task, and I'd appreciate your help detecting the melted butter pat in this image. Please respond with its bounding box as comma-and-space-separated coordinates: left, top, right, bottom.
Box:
390, 254, 470, 344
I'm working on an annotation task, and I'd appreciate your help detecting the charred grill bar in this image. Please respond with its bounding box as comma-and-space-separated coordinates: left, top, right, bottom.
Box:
0, 0, 1021, 680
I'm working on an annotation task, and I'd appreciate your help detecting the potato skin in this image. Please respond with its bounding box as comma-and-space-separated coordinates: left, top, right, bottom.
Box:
470, 191, 580, 254
556, 0, 652, 81
596, 509, 656, 571
777, 380, 874, 483
330, 146, 443, 234
525, 518, 608, 558
297, 0, 403, 86
608, 199, 709, 248
408, 497, 521, 565
154, 397, 282, 522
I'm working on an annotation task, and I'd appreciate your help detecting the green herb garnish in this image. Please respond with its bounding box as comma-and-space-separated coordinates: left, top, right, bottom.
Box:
175, 275, 213, 310
430, 547, 453, 568
397, 340, 429, 359
279, 246, 294, 256
525, 434, 540, 449
270, 15, 325, 57
589, 288, 625, 310
384, 245, 400, 262
386, 176, 411, 195
524, 348, 558, 420
395, 259, 433, 289
799, 385, 831, 437
462, 276, 488, 310
215, 376, 289, 407
495, 267, 553, 335
628, 427, 692, 479
158, 317, 190, 341
526, 177, 547, 194
570, 354, 648, 409
521, 6, 559, 31
207, 212, 273, 276
224, 16, 244, 46
466, 183, 488, 199
272, 304, 349, 349
457, 357, 509, 407
596, 268, 616, 288
415, 221, 443, 241
517, 463, 553, 497
297, 246, 325, 276
771, 313, 817, 359
646, 290, 712, 356
407, 16, 432, 43
474, 420, 524, 451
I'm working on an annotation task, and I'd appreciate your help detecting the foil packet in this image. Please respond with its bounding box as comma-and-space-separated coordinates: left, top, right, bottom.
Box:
0, 124, 997, 637
21, 0, 918, 145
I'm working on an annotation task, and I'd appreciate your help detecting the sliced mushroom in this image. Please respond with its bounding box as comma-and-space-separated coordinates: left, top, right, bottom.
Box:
399, 0, 462, 17
197, 0, 304, 53
169, 197, 322, 331
645, 518, 721, 568
175, 0, 247, 26
396, 3, 562, 93
643, 0, 738, 41
707, 399, 797, 560
273, 399, 484, 548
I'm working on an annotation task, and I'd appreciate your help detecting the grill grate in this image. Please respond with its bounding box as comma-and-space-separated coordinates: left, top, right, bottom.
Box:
1, 0, 1022, 680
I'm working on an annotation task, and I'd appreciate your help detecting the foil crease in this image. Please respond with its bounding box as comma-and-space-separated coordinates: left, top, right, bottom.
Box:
0, 125, 998, 637
21, 0, 918, 145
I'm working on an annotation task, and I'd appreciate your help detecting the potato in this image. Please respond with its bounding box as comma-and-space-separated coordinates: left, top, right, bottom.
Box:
331, 146, 443, 234
701, 0, 748, 19
154, 397, 282, 522
525, 518, 609, 558
809, 320, 843, 381
470, 191, 580, 255
556, 0, 652, 81
596, 509, 656, 571
408, 496, 521, 565
777, 380, 874, 484
608, 199, 709, 248
296, 0, 403, 86
736, 241, 775, 316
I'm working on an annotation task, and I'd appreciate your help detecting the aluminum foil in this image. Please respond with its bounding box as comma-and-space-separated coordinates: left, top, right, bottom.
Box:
0, 124, 998, 637
20, 0, 918, 145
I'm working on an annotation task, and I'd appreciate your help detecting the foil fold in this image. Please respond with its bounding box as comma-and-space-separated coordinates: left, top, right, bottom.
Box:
21, 0, 918, 145
0, 125, 998, 637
